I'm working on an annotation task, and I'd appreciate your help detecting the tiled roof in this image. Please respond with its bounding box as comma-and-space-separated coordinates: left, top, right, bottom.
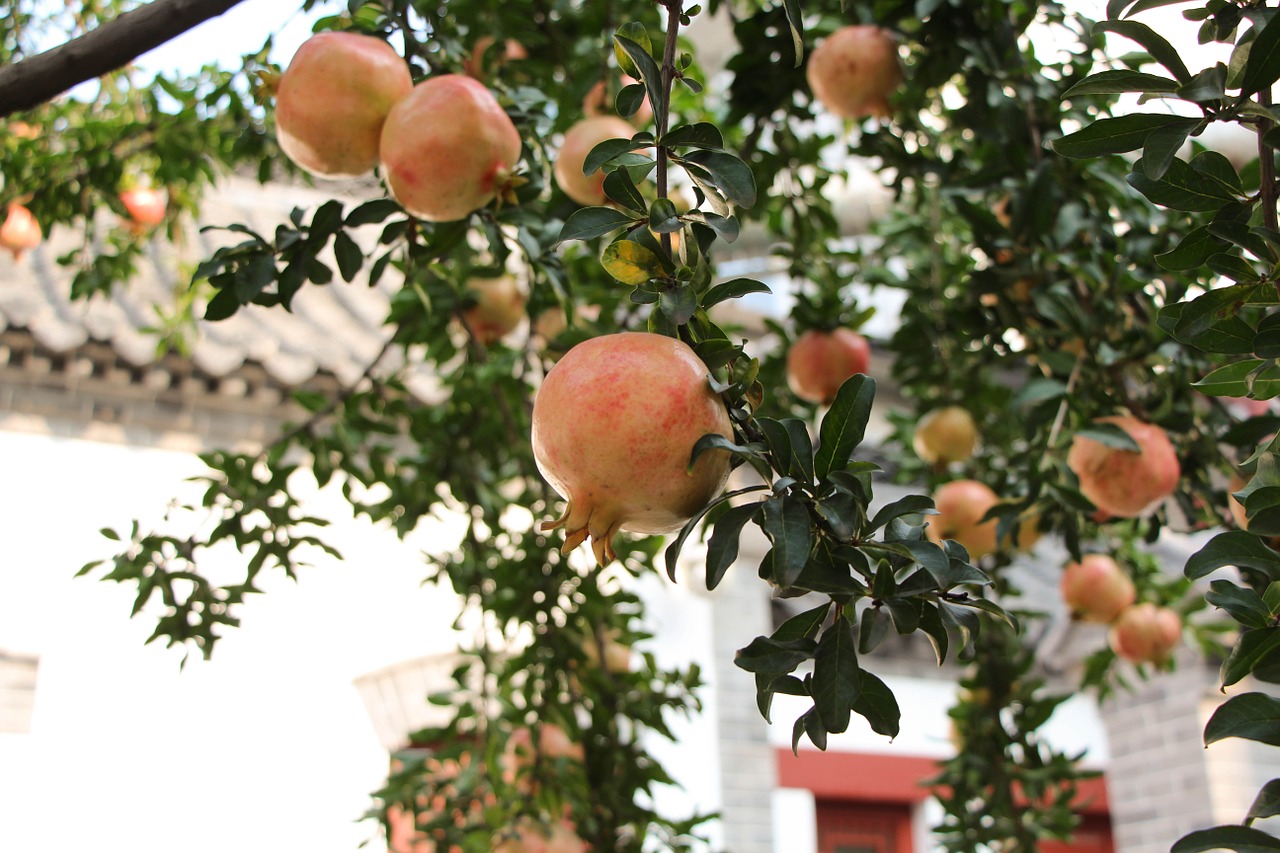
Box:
0, 175, 417, 395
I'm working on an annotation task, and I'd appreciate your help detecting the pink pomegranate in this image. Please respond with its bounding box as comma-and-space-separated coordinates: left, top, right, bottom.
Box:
531, 332, 733, 565
1109, 603, 1182, 664
462, 36, 529, 80
1060, 554, 1135, 623
925, 479, 1038, 559
785, 328, 871, 405
460, 275, 527, 344
806, 25, 903, 119
493, 817, 586, 853
913, 405, 978, 466
0, 203, 42, 260
119, 188, 167, 228
381, 74, 523, 222
1067, 416, 1181, 518
553, 115, 637, 207
275, 32, 412, 178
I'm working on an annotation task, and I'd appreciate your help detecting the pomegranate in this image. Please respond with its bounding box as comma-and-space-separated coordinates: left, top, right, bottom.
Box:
1109, 603, 1182, 664
462, 36, 529, 80
275, 32, 412, 178
494, 817, 586, 853
806, 25, 903, 119
381, 74, 523, 222
1060, 554, 1135, 623
925, 479, 1038, 559
119, 188, 167, 229
553, 115, 637, 207
531, 332, 733, 565
1230, 473, 1252, 530
913, 405, 978, 466
0, 202, 42, 260
785, 328, 871, 405
460, 275, 527, 344
582, 74, 653, 127
1067, 416, 1180, 518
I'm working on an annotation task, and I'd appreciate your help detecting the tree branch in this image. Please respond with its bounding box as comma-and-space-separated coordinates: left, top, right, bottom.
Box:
0, 0, 249, 118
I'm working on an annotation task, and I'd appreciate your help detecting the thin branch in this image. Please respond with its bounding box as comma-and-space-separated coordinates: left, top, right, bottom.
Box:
0, 0, 248, 118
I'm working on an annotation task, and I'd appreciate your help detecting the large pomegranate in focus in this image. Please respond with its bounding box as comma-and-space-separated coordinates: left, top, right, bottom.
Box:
1060, 554, 1135, 623
913, 405, 978, 466
1067, 416, 1180, 518
275, 32, 412, 178
532, 332, 733, 565
381, 74, 523, 222
0, 203, 42, 260
786, 328, 871, 405
1109, 603, 1181, 664
553, 115, 637, 207
806, 25, 903, 119
460, 275, 527, 344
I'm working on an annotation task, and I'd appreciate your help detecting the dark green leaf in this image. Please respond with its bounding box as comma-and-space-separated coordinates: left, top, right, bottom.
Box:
815, 375, 876, 479
773, 601, 831, 642
680, 150, 757, 208
1094, 20, 1191, 82
1171, 825, 1280, 852
309, 199, 344, 239
1207, 579, 1274, 629
344, 198, 401, 227
1247, 779, 1280, 823
868, 495, 936, 534
649, 198, 681, 233
1129, 157, 1242, 212
706, 502, 762, 590
812, 616, 860, 734
703, 277, 770, 308
1052, 114, 1188, 159
1195, 360, 1265, 396
660, 122, 725, 150
584, 136, 646, 177
660, 286, 698, 326
1186, 531, 1280, 581
333, 231, 362, 283
851, 669, 900, 738
735, 635, 816, 673
614, 35, 667, 131
1142, 118, 1200, 180
1158, 227, 1229, 271
858, 606, 890, 653
558, 207, 638, 243
760, 494, 813, 588
1062, 69, 1180, 96
1241, 15, 1280, 98
1205, 692, 1280, 746
602, 167, 648, 213
1223, 629, 1280, 688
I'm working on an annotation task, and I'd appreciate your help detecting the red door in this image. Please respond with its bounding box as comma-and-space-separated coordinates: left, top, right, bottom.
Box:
1042, 814, 1115, 853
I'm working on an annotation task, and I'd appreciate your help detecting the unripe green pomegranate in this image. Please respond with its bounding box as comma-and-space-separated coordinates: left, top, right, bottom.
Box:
381, 74, 523, 222
531, 332, 733, 565
275, 32, 412, 178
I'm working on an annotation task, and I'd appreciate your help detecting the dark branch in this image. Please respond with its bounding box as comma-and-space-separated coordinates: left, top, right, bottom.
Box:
0, 0, 249, 118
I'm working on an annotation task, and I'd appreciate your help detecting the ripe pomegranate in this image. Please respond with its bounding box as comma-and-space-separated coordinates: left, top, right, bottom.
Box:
119, 188, 167, 229
913, 406, 978, 466
460, 275, 527, 344
1060, 554, 1135, 623
381, 74, 523, 222
925, 479, 1038, 559
785, 328, 871, 405
553, 115, 637, 207
275, 32, 412, 178
582, 74, 653, 127
531, 332, 733, 565
806, 25, 903, 119
494, 817, 586, 853
462, 36, 529, 80
1109, 603, 1182, 664
1067, 416, 1180, 518
0, 202, 42, 260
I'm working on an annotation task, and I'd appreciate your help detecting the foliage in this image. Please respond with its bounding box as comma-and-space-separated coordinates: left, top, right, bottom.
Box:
9, 0, 1280, 849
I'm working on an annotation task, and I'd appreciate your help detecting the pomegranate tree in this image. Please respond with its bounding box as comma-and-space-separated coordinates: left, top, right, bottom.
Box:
1109, 603, 1182, 664
275, 32, 413, 178
1060, 554, 1135, 623
786, 328, 871, 405
460, 275, 527, 344
1066, 415, 1180, 518
531, 332, 733, 565
806, 25, 903, 119
381, 74, 523, 222
913, 405, 978, 466
0, 202, 42, 260
553, 115, 637, 207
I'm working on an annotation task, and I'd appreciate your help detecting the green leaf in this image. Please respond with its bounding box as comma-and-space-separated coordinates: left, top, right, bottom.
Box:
1158, 227, 1229, 271
1172, 826, 1280, 853
735, 635, 816, 673
602, 240, 663, 285
344, 198, 401, 227
602, 167, 648, 213
773, 601, 831, 642
649, 198, 681, 233
558, 207, 637, 243
918, 602, 950, 665
660, 286, 698, 326
859, 606, 890, 653
1208, 252, 1263, 283
1207, 579, 1274, 629
851, 669, 901, 738
309, 199, 344, 239
868, 495, 936, 534
1223, 629, 1280, 688
333, 231, 362, 283
1247, 779, 1280, 823
706, 502, 762, 590
615, 83, 647, 119
1205, 692, 1280, 746
1062, 69, 1180, 96
1195, 360, 1266, 396
1142, 118, 1201, 180
760, 494, 813, 588
1013, 378, 1067, 407
812, 616, 860, 734
1178, 64, 1228, 103
679, 150, 757, 209
1052, 113, 1188, 159
1094, 20, 1192, 82
660, 122, 725, 150
1129, 157, 1241, 212
1076, 423, 1141, 451
781, 0, 804, 66
613, 22, 651, 77
815, 375, 876, 479
1187, 531, 1280, 582
614, 35, 667, 132
1173, 284, 1273, 346
1240, 15, 1280, 98
583, 136, 646, 177
663, 484, 768, 580
703, 277, 770, 308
